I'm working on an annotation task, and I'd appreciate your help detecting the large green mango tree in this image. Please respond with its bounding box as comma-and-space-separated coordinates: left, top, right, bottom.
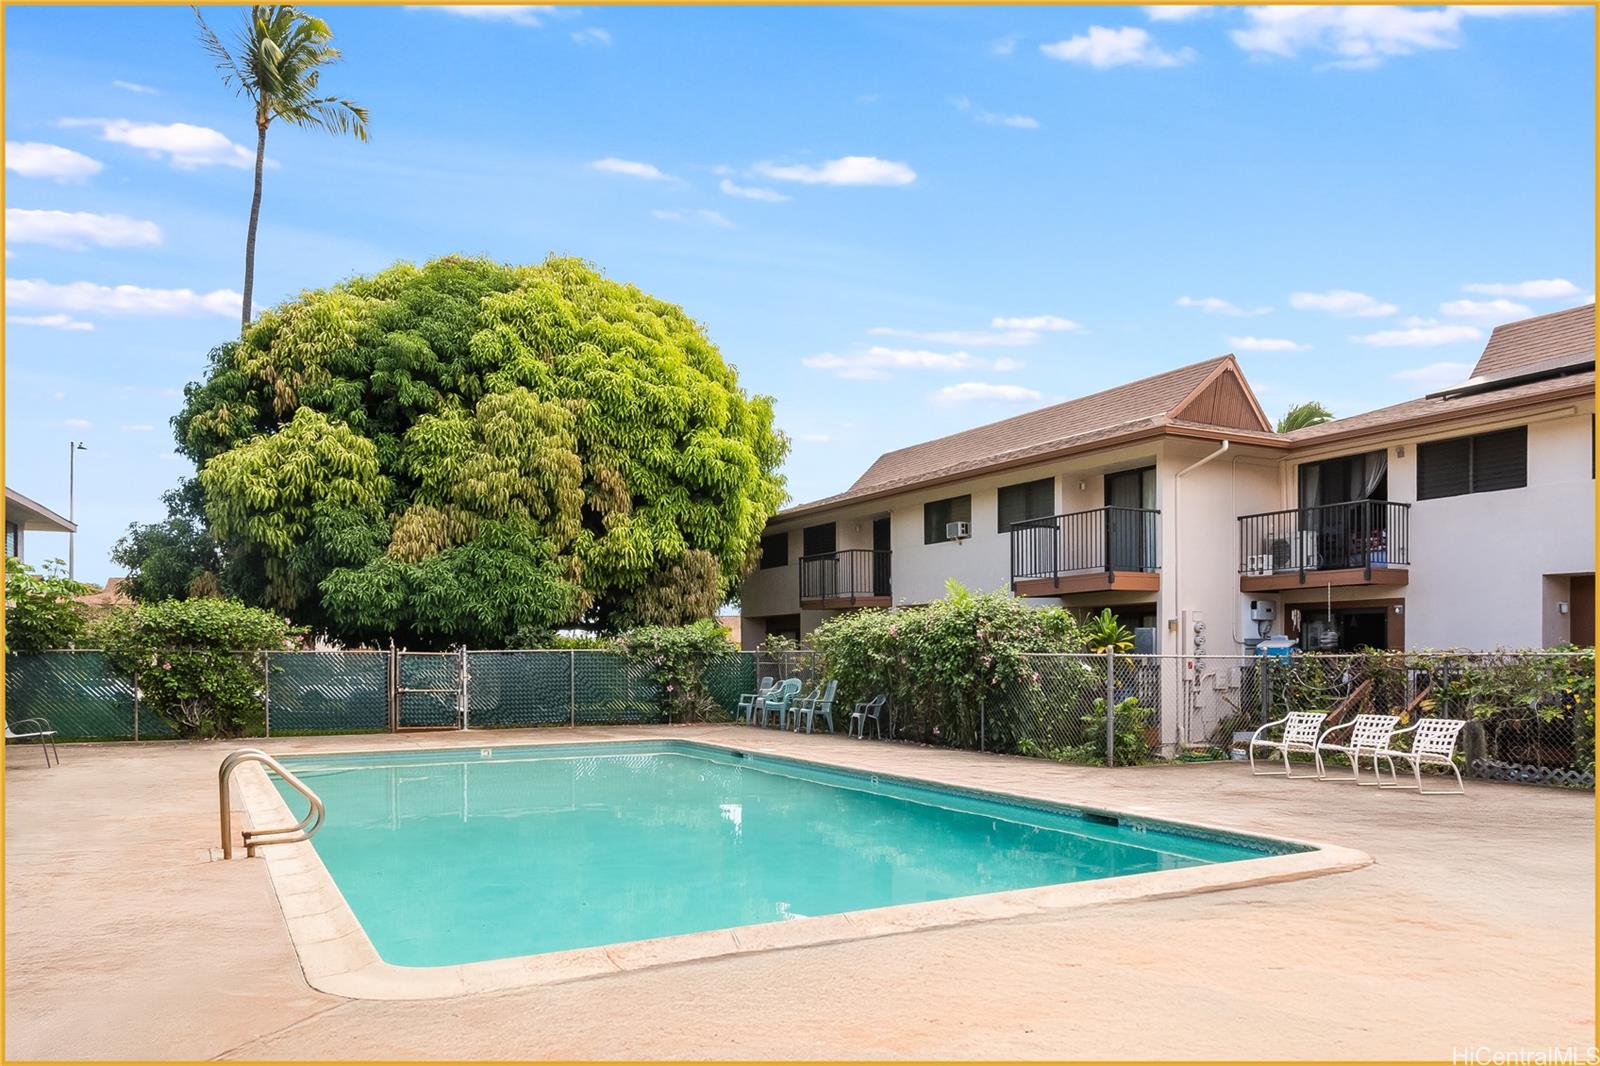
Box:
161, 255, 787, 646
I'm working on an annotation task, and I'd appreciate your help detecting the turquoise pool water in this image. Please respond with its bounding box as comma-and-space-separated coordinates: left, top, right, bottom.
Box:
273, 742, 1291, 967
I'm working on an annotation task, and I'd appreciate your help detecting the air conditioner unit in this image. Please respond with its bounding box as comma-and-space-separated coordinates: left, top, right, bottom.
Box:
1267, 531, 1320, 573
945, 521, 971, 542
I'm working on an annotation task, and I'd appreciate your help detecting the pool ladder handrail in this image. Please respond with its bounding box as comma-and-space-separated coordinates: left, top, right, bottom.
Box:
219, 748, 326, 859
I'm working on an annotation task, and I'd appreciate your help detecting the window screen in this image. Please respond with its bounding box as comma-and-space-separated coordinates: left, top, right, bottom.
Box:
801, 523, 836, 557
759, 532, 788, 569
923, 495, 972, 544
997, 478, 1054, 533
1417, 426, 1526, 499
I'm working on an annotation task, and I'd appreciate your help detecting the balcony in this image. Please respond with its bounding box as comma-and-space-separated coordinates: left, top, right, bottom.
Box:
799, 549, 891, 609
1238, 500, 1410, 591
1009, 507, 1161, 597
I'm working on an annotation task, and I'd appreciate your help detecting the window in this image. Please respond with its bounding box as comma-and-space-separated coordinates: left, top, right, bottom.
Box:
1417, 426, 1527, 500
997, 477, 1054, 533
1298, 450, 1386, 508
801, 522, 836, 557
923, 495, 972, 544
758, 532, 788, 569
4, 522, 16, 559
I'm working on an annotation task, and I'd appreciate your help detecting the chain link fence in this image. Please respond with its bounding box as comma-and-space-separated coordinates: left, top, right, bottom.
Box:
5, 646, 1591, 788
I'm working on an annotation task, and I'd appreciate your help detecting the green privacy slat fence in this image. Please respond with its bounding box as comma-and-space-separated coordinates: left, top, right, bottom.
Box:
467, 651, 573, 727
4, 651, 139, 740
266, 650, 389, 736
397, 652, 459, 729
574, 651, 662, 725
702, 653, 757, 719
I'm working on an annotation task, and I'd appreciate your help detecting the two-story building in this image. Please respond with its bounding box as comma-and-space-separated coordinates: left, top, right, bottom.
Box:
740, 304, 1595, 655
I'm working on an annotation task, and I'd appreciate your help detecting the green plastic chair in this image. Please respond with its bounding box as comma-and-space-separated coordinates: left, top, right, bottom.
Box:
758, 678, 803, 728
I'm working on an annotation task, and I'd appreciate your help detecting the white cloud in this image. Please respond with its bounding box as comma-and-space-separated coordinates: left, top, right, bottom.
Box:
1354, 323, 1484, 347
990, 314, 1081, 332
61, 118, 256, 169
120, 424, 155, 432
1289, 289, 1398, 317
112, 80, 159, 94
1176, 295, 1271, 316
571, 27, 611, 45
797, 432, 833, 444
1462, 278, 1583, 299
1041, 27, 1195, 69
989, 35, 1020, 56
1145, 5, 1213, 20
951, 96, 1039, 129
753, 156, 916, 187
590, 157, 671, 180
424, 5, 556, 27
1391, 360, 1473, 389
719, 178, 790, 203
1231, 5, 1565, 69
10, 313, 95, 332
1229, 336, 1311, 352
651, 208, 733, 228
7, 278, 241, 317
6, 209, 162, 250
1439, 297, 1533, 320
63, 418, 91, 429
869, 326, 1039, 348
804, 346, 984, 380
932, 382, 1044, 405
991, 357, 1026, 372
5, 142, 103, 182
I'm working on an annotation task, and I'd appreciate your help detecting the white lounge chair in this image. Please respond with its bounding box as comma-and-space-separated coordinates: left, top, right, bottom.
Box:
6, 717, 59, 766
1248, 711, 1327, 777
792, 680, 838, 734
848, 695, 887, 739
736, 677, 776, 724
1369, 717, 1470, 795
758, 678, 803, 728
1315, 713, 1400, 784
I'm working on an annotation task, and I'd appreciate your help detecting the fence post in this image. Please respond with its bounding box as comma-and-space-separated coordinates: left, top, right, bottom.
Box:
979, 694, 986, 753
133, 683, 140, 743
1105, 646, 1116, 768
263, 651, 272, 738
458, 645, 469, 731
569, 649, 577, 727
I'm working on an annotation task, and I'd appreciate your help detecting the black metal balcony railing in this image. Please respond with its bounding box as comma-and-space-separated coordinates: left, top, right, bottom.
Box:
1238, 499, 1411, 576
1010, 507, 1161, 586
799, 549, 891, 604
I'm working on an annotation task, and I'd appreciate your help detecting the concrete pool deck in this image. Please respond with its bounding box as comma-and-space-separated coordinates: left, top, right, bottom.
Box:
5, 724, 1595, 1060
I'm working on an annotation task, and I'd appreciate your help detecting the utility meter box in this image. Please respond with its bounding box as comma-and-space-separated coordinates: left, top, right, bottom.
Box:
1248, 599, 1276, 623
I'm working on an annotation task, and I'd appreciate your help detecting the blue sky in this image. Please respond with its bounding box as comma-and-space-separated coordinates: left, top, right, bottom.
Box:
4, 3, 1594, 584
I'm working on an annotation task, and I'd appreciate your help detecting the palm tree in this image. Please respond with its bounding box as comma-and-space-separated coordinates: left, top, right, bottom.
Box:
194, 5, 369, 333
1276, 400, 1334, 434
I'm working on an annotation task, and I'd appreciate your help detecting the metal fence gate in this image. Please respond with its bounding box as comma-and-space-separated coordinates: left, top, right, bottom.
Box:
390, 648, 467, 731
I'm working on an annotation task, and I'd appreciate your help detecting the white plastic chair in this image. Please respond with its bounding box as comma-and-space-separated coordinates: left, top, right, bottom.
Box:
1369, 718, 1470, 795
736, 677, 776, 724
792, 680, 838, 734
6, 717, 59, 767
758, 679, 803, 728
1248, 711, 1327, 777
848, 695, 886, 739
1314, 713, 1400, 784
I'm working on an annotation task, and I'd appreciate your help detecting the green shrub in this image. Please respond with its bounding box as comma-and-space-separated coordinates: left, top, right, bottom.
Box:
89, 599, 302, 738
4, 558, 91, 653
615, 619, 738, 723
810, 581, 1085, 749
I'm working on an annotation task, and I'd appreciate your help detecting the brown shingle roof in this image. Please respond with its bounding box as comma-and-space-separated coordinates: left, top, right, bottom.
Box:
1472, 303, 1595, 379
778, 355, 1274, 519
1287, 369, 1595, 445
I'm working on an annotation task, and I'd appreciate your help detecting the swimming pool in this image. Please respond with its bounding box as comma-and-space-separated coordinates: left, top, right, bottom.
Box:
272, 741, 1304, 968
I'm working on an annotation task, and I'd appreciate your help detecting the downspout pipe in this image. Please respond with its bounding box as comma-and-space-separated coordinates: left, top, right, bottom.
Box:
1170, 439, 1230, 749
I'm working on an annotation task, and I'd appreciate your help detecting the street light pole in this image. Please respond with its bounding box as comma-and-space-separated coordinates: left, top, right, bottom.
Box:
68, 441, 86, 580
